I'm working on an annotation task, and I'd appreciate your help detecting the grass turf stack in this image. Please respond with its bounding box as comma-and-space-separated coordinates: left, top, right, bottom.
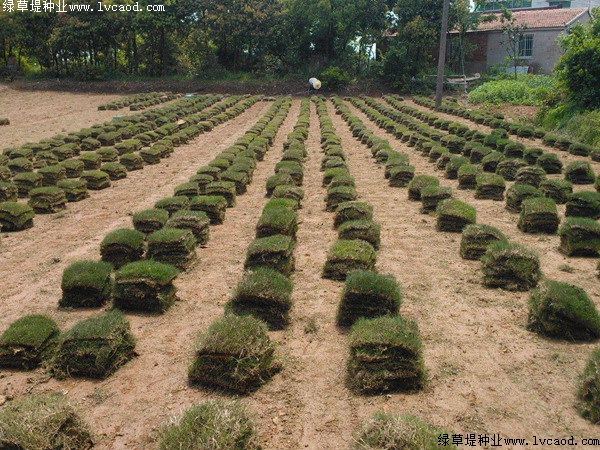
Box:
566, 191, 600, 219
420, 186, 452, 214
155, 196, 190, 216
166, 209, 210, 245
337, 270, 401, 327
475, 173, 505, 200
323, 239, 377, 281
133, 208, 169, 234
0, 315, 59, 369
0, 182, 17, 202
190, 196, 228, 224
188, 314, 279, 393
147, 227, 197, 270
334, 201, 373, 227
13, 172, 42, 197
539, 179, 572, 204
157, 400, 260, 450
244, 235, 295, 275
348, 316, 425, 393
255, 207, 298, 239
436, 198, 476, 232
527, 279, 600, 341
460, 224, 508, 260
565, 161, 596, 185
506, 184, 543, 213
114, 260, 179, 313
337, 220, 381, 249
408, 175, 439, 200
578, 349, 600, 424
228, 267, 293, 330
28, 187, 67, 214
0, 393, 93, 450
58, 179, 89, 202
517, 197, 560, 234
0, 201, 35, 231
60, 260, 113, 308
559, 217, 600, 256
100, 228, 146, 268
52, 310, 135, 379
481, 241, 541, 291
81, 169, 111, 190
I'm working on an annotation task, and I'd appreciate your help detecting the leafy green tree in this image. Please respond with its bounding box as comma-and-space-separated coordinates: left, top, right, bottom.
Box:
498, 6, 529, 79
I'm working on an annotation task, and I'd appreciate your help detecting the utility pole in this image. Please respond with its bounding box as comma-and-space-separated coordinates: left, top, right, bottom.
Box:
435, 0, 451, 109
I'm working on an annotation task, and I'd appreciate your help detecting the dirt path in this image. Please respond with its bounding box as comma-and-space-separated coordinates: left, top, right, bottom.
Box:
331, 99, 599, 443
0, 88, 139, 149
403, 98, 600, 175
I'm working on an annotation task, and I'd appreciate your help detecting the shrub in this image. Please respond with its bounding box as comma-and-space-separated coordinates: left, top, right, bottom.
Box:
0, 315, 59, 369
133, 208, 169, 234
228, 268, 293, 329
166, 210, 210, 245
256, 207, 298, 239
475, 174, 505, 201
436, 199, 476, 232
100, 228, 145, 268
155, 196, 190, 216
565, 161, 596, 185
81, 170, 111, 190
114, 260, 179, 313
190, 195, 228, 224
528, 280, 600, 340
408, 175, 439, 200
60, 260, 113, 308
334, 202, 373, 228
481, 241, 541, 291
58, 179, 89, 202
460, 224, 508, 260
147, 227, 196, 270
188, 315, 279, 393
506, 184, 543, 213
348, 316, 425, 393
28, 187, 67, 214
467, 74, 557, 106
0, 393, 92, 450
337, 270, 401, 327
518, 197, 560, 234
157, 400, 260, 450
53, 310, 136, 379
323, 239, 377, 281
559, 217, 600, 256
539, 179, 573, 204
566, 191, 600, 219
338, 220, 381, 249
578, 349, 600, 424
0, 201, 35, 231
320, 66, 351, 89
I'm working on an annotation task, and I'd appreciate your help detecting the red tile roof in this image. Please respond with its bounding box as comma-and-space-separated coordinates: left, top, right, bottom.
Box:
471, 7, 588, 32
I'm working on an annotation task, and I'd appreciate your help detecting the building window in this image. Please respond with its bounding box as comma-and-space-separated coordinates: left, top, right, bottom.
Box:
518, 34, 534, 58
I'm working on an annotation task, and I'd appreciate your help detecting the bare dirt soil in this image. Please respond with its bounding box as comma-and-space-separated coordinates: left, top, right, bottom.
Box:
0, 89, 599, 450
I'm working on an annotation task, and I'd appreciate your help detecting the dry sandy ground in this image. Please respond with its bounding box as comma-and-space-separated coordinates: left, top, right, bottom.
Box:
0, 90, 599, 450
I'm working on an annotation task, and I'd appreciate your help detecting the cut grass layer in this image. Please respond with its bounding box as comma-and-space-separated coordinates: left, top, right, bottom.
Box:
157, 400, 260, 450
338, 220, 381, 249
518, 197, 560, 234
228, 268, 293, 330
326, 186, 358, 212
559, 217, 600, 257
540, 179, 573, 204
408, 175, 439, 200
28, 187, 67, 214
506, 184, 543, 213
0, 393, 93, 450
244, 235, 295, 275
206, 181, 236, 207
566, 191, 600, 219
155, 196, 190, 216
0, 315, 59, 369
57, 179, 89, 202
481, 241, 541, 291
436, 199, 476, 232
578, 349, 600, 424
133, 208, 169, 234
334, 202, 373, 228
81, 170, 111, 190
337, 270, 401, 327
348, 316, 425, 394
100, 228, 146, 269
421, 186, 452, 214
565, 161, 596, 185
147, 227, 197, 270
0, 201, 35, 231
60, 260, 113, 308
475, 174, 505, 201
323, 239, 377, 281
114, 260, 179, 313
167, 210, 210, 245
527, 279, 600, 341
256, 207, 298, 239
190, 195, 227, 224
536, 153, 563, 174
53, 310, 135, 379
460, 224, 508, 260
188, 315, 279, 393
353, 412, 458, 450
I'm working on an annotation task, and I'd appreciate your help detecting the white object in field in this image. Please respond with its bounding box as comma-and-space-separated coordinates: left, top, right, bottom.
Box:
309, 78, 322, 90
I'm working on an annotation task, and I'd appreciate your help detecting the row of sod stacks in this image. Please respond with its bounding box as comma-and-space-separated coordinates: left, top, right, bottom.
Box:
412, 95, 599, 165
188, 97, 298, 394
0, 95, 261, 231
231, 98, 310, 329
0, 310, 136, 380
98, 91, 178, 111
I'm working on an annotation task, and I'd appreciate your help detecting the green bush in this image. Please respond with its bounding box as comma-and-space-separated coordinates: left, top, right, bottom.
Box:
114, 260, 179, 313
60, 260, 113, 308
188, 314, 279, 393
528, 279, 600, 341
0, 315, 59, 369
100, 228, 145, 268
157, 400, 260, 450
320, 66, 351, 89
0, 393, 92, 450
337, 270, 401, 327
353, 412, 457, 450
481, 241, 541, 291
323, 239, 377, 281
348, 316, 425, 393
53, 310, 136, 379
228, 268, 293, 329
467, 74, 557, 106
